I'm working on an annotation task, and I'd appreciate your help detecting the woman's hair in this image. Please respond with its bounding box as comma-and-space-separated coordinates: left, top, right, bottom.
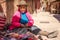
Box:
0, 4, 3, 13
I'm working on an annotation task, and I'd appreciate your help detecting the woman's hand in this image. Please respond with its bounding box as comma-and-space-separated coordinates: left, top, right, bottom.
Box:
9, 33, 19, 38
21, 23, 29, 28
20, 24, 25, 27
25, 23, 29, 27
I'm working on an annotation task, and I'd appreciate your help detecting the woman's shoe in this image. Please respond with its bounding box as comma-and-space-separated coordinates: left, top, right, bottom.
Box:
47, 31, 58, 38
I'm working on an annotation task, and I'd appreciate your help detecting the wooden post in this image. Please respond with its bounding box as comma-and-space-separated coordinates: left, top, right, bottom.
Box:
6, 0, 14, 23
35, 0, 40, 9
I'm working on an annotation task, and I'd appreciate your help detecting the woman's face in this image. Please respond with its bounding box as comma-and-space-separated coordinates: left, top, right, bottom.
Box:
19, 5, 27, 13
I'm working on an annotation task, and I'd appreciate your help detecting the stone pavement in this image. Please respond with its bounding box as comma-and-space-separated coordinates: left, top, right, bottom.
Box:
31, 12, 60, 40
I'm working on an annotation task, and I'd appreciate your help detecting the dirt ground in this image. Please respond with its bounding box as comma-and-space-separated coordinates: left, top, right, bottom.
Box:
32, 11, 60, 40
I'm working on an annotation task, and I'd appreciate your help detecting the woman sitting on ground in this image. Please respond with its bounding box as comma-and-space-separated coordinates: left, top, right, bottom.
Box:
9, 0, 58, 39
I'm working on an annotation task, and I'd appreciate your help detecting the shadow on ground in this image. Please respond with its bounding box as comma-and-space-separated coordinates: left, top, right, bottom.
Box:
53, 14, 60, 22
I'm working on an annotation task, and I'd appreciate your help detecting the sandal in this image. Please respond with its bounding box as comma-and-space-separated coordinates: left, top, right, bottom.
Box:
47, 31, 58, 38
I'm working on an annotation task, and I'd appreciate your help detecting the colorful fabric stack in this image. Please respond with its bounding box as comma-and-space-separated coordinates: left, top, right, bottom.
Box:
0, 16, 6, 30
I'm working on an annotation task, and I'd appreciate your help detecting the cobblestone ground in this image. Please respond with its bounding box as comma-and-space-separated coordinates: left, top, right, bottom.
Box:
32, 11, 60, 40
